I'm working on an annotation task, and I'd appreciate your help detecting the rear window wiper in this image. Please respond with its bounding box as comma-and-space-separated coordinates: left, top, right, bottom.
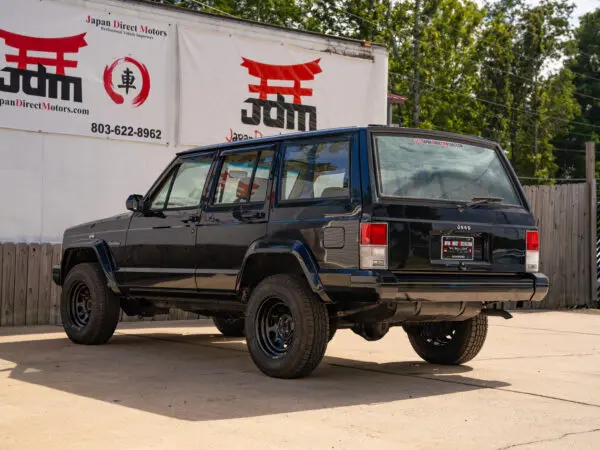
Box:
460, 196, 504, 209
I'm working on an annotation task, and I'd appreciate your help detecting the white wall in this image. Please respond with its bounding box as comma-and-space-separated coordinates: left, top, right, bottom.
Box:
0, 0, 387, 243
0, 128, 181, 242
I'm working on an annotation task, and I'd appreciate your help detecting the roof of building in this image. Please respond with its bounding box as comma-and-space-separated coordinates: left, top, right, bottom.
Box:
121, 0, 386, 48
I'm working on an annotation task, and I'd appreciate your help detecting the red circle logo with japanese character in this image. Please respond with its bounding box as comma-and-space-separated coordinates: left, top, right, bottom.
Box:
103, 57, 150, 107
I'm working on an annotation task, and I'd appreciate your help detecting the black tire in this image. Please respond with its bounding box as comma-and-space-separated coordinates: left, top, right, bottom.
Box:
60, 263, 121, 345
245, 274, 329, 379
406, 315, 488, 365
212, 316, 245, 337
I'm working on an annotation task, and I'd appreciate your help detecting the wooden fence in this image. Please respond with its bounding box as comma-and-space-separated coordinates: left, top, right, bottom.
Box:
0, 183, 595, 327
522, 183, 593, 309
0, 243, 199, 327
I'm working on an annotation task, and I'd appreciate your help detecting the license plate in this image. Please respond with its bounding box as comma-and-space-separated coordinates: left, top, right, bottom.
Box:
441, 236, 474, 260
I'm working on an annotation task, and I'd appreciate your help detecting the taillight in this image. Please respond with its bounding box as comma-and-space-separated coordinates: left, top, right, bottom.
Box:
360, 223, 388, 245
360, 222, 388, 269
525, 230, 539, 273
526, 230, 539, 251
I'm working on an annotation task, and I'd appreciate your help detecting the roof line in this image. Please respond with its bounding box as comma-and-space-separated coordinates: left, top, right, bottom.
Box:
177, 127, 360, 155
177, 126, 498, 155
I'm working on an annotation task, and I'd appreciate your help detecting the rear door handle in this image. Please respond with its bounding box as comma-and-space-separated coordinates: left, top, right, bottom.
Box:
240, 211, 265, 220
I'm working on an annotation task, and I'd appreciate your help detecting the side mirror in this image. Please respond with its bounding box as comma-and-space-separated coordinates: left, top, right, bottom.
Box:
126, 194, 144, 212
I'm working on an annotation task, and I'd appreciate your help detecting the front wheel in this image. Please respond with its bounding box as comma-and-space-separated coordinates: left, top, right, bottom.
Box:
245, 275, 329, 379
60, 263, 121, 345
405, 315, 488, 365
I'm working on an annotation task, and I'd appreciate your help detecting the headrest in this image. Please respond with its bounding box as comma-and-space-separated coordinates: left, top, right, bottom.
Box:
236, 177, 268, 201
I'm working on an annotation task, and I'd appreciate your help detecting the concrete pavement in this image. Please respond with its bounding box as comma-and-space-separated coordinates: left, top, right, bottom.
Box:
1, 311, 599, 449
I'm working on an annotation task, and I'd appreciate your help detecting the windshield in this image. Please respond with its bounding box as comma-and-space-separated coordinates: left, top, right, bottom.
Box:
373, 134, 521, 205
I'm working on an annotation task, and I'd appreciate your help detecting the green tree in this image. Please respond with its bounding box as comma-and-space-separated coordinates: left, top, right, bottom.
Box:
474, 0, 578, 183
553, 8, 600, 179
154, 0, 307, 27
387, 0, 485, 134
150, 0, 586, 182
475, 1, 518, 145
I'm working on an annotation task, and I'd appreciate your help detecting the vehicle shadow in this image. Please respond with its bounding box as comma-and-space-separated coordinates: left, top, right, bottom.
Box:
0, 326, 510, 422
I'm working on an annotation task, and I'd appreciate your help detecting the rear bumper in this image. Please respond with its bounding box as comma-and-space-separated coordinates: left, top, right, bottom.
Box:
350, 272, 549, 303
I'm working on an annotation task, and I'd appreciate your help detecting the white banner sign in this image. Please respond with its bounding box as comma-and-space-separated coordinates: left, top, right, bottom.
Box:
0, 0, 170, 144
178, 27, 388, 146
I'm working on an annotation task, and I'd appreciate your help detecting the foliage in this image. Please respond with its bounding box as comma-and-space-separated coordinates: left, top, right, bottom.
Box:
553, 8, 600, 179
155, 0, 307, 26
151, 0, 598, 183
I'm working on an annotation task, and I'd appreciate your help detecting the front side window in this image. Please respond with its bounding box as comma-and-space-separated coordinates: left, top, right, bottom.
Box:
148, 155, 213, 211
280, 140, 350, 201
373, 135, 521, 205
149, 169, 175, 210
166, 157, 214, 209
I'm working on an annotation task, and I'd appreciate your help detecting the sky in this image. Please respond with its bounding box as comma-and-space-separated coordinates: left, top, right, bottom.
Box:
475, 0, 599, 25
572, 0, 599, 22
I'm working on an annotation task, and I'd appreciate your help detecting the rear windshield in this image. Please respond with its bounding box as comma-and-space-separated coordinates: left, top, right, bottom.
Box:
373, 134, 521, 205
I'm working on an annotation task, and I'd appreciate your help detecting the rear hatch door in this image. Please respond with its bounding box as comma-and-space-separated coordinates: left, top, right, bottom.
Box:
368, 131, 535, 274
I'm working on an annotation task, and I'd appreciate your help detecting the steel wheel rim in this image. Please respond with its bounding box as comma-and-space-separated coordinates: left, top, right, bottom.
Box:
420, 323, 456, 347
69, 281, 92, 328
256, 297, 295, 359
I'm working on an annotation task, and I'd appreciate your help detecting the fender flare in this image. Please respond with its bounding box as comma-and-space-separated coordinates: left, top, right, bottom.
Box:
61, 240, 121, 294
236, 239, 331, 303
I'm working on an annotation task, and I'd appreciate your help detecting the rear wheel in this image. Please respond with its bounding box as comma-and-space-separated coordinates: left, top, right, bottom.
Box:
212, 316, 245, 337
245, 275, 329, 379
60, 263, 121, 345
405, 315, 488, 365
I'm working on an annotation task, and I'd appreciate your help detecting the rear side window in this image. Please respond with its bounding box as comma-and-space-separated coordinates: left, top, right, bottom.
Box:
280, 140, 350, 201
373, 135, 521, 205
214, 152, 259, 205
250, 151, 274, 202
213, 149, 274, 205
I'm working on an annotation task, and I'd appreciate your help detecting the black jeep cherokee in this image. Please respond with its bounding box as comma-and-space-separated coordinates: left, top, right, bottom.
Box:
52, 126, 549, 378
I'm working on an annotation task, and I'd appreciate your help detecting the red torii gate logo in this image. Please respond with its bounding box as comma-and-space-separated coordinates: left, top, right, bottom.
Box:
0, 29, 87, 102
242, 57, 322, 105
240, 58, 322, 131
